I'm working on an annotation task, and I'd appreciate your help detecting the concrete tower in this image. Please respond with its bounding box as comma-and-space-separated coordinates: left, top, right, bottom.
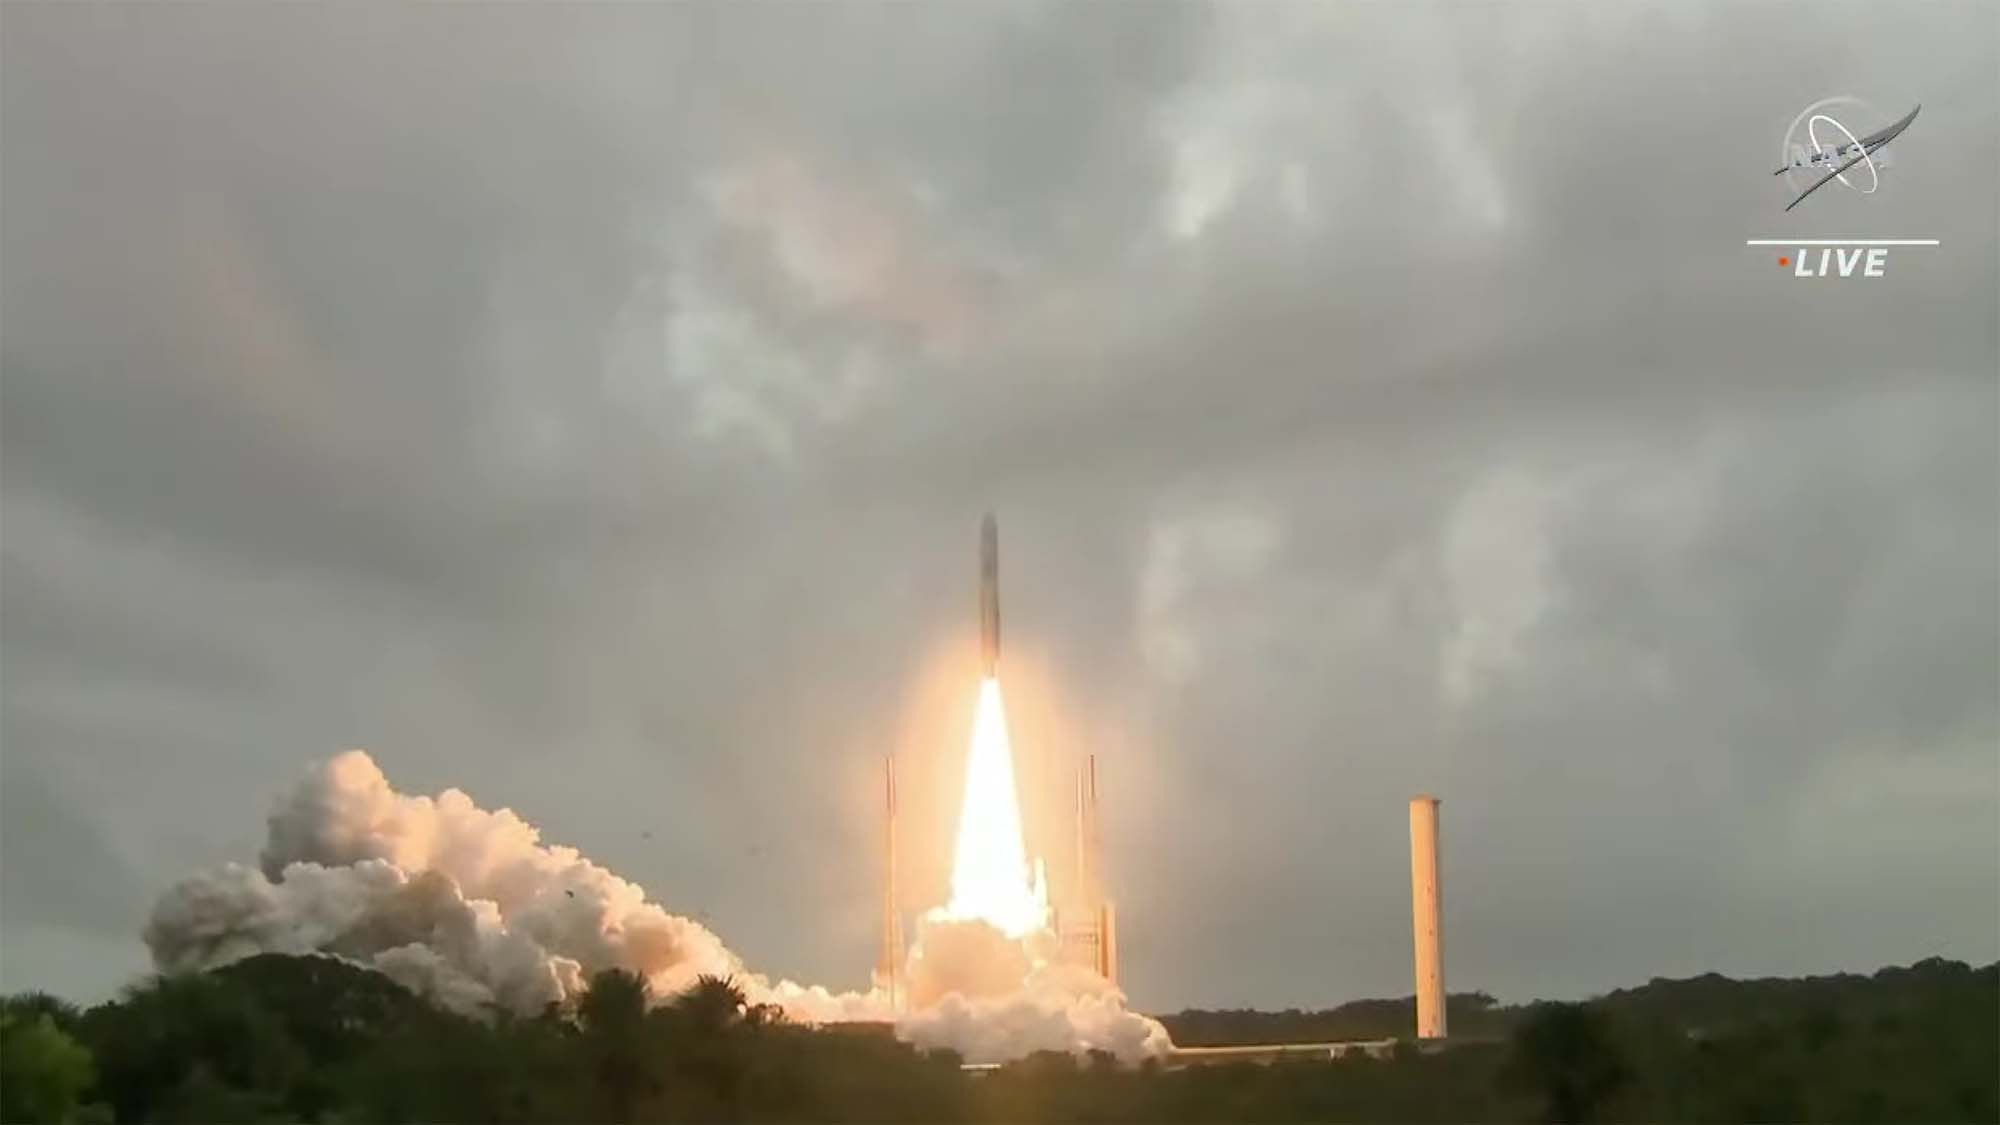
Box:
1409, 795, 1446, 1039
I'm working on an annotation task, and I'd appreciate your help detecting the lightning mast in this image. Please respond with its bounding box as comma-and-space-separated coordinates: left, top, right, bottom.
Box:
878, 755, 904, 1011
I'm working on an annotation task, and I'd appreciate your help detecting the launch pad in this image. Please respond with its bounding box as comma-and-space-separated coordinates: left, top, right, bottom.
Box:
876, 514, 1119, 1011
874, 515, 1448, 1054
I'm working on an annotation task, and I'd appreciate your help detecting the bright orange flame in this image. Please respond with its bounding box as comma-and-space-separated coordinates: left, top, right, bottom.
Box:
939, 677, 1048, 938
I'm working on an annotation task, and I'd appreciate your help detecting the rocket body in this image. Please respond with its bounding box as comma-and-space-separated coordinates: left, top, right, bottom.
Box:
980, 514, 1001, 676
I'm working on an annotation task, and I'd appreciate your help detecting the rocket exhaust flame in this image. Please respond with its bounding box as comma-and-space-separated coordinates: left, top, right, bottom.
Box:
938, 677, 1048, 938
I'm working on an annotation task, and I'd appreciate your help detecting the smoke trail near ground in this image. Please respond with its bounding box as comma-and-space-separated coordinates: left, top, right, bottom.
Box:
145, 750, 885, 1023
901, 918, 1172, 1064
901, 961, 1172, 1064
143, 751, 1169, 1062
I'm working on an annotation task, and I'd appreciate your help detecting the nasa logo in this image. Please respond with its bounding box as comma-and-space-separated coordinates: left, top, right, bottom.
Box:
1747, 96, 1937, 279
1775, 97, 1919, 213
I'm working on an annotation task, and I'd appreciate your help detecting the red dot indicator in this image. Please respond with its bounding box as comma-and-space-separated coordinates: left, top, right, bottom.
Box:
1778, 256, 1790, 267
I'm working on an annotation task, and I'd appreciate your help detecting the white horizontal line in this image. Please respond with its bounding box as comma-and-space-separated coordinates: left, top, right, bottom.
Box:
1745, 239, 1939, 246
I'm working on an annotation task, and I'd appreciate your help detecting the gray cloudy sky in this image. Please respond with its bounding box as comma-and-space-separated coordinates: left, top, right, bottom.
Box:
3, 2, 1995, 1011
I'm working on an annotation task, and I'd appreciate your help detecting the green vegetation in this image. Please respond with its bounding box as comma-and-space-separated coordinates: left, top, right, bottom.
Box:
1, 997, 101, 1124
1159, 990, 1511, 1044
0, 956, 1991, 1123
1498, 1003, 1628, 1123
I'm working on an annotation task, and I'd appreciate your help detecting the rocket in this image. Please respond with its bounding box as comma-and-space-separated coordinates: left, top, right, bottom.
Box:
979, 513, 1000, 677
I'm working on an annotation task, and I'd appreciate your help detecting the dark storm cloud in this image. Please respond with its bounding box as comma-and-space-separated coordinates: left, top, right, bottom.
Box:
2, 2, 1994, 1008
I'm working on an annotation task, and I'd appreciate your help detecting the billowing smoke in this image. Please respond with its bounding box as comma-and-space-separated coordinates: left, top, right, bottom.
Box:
146, 751, 884, 1023
901, 918, 1172, 1064
144, 751, 1168, 1062
901, 961, 1172, 1064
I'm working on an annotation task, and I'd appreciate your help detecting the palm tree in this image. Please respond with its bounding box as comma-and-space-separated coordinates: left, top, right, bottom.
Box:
676, 975, 748, 1037
578, 970, 654, 1119
578, 968, 649, 1037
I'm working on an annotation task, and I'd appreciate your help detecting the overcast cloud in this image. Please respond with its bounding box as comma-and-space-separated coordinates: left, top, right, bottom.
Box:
3, 2, 1995, 1010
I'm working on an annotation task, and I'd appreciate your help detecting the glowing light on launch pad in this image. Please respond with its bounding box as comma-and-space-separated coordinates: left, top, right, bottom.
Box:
940, 677, 1049, 939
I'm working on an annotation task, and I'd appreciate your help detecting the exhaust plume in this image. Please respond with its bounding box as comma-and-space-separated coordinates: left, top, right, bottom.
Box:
146, 750, 877, 1022
936, 678, 1048, 938
144, 750, 1168, 1062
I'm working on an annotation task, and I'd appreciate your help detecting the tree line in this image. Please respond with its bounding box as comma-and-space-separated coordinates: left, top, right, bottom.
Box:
2, 954, 1992, 1123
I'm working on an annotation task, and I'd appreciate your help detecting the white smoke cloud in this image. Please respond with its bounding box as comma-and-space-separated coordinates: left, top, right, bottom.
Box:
144, 750, 1170, 1062
147, 750, 779, 1016
900, 924, 1172, 1064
